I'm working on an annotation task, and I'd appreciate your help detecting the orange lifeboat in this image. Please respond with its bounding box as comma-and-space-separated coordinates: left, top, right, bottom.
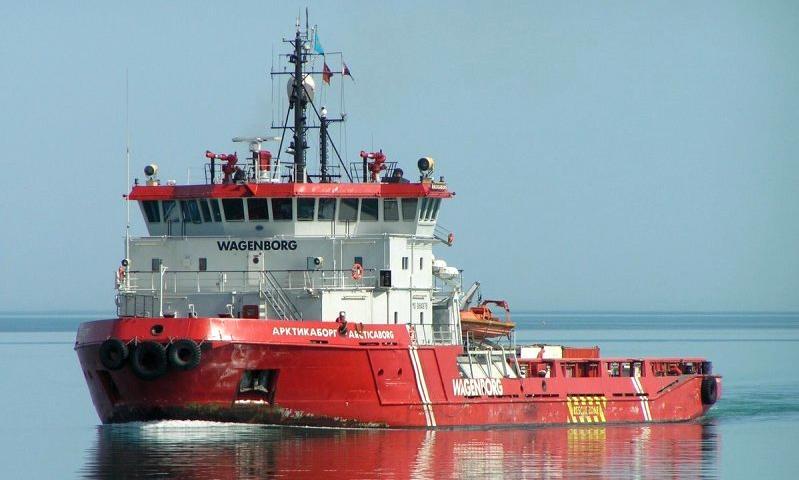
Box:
460, 300, 515, 340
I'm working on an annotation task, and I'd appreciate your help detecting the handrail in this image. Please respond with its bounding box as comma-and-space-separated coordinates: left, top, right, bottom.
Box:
263, 271, 301, 321
433, 224, 453, 246
409, 322, 456, 346
122, 268, 378, 295
204, 161, 345, 185
348, 161, 399, 182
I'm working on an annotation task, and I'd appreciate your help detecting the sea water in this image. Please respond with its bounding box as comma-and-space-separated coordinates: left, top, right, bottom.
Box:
0, 313, 797, 479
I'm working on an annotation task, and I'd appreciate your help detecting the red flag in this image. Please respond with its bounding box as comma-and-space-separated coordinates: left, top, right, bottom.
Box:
322, 62, 332, 84
342, 62, 354, 81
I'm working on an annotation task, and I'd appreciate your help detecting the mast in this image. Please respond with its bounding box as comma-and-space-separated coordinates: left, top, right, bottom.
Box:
290, 21, 308, 183
272, 14, 351, 183
124, 69, 130, 268
320, 107, 329, 182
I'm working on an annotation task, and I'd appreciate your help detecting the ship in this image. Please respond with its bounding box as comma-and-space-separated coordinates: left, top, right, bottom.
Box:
75, 17, 721, 427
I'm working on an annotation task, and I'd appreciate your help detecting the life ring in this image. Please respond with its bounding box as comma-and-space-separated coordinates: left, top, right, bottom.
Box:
99, 338, 128, 370
351, 263, 364, 280
701, 376, 718, 405
130, 341, 168, 381
447, 233, 455, 245
167, 339, 202, 371
116, 266, 126, 283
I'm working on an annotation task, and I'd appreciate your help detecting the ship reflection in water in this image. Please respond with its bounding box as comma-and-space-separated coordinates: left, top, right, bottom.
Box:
81, 421, 719, 479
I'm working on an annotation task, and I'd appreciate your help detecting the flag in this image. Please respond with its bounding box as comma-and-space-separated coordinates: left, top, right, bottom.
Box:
342, 62, 354, 81
322, 62, 332, 84
313, 31, 324, 55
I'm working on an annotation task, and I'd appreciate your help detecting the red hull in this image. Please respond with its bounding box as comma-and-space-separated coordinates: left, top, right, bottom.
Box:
76, 317, 720, 427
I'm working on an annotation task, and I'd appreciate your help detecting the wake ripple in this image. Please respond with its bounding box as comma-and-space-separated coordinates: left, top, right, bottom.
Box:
706, 384, 799, 421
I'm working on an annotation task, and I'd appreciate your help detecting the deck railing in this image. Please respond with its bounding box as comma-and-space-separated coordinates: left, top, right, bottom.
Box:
409, 323, 459, 346
202, 161, 347, 185
121, 268, 378, 295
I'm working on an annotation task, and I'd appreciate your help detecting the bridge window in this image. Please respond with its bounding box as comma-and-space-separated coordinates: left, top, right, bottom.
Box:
247, 198, 269, 221
162, 200, 179, 222
271, 198, 293, 221
420, 198, 436, 221
419, 198, 429, 220
401, 198, 417, 222
383, 199, 399, 221
429, 199, 441, 220
199, 257, 207, 271
209, 199, 222, 222
190, 200, 202, 223
402, 257, 409, 270
339, 198, 359, 222
361, 199, 378, 221
142, 201, 160, 223
318, 198, 336, 220
180, 200, 202, 224
297, 198, 315, 221
199, 200, 212, 222
222, 199, 245, 221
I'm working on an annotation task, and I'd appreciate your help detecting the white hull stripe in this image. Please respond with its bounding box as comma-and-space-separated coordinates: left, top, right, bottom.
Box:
641, 379, 653, 421
409, 348, 431, 426
413, 347, 437, 427
631, 377, 652, 421
408, 345, 437, 427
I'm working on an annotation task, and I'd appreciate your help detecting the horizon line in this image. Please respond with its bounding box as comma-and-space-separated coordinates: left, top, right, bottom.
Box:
1, 309, 797, 316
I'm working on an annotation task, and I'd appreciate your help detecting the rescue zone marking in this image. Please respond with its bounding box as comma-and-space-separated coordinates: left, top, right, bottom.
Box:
566, 396, 607, 423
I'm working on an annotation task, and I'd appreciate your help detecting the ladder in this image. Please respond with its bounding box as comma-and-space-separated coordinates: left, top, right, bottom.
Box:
260, 272, 302, 321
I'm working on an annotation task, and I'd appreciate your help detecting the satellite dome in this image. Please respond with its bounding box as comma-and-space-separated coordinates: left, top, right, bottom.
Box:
286, 75, 315, 103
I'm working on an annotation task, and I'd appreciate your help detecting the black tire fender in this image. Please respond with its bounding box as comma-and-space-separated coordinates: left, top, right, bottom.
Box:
167, 339, 202, 371
701, 376, 718, 405
130, 341, 168, 381
99, 338, 128, 371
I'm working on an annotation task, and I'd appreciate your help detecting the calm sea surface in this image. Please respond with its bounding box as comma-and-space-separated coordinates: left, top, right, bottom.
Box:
0, 312, 797, 479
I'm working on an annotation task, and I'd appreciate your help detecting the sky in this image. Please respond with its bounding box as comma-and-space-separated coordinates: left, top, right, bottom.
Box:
0, 1, 797, 312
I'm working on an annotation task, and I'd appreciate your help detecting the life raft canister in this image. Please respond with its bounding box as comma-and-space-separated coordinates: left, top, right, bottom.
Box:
258, 150, 272, 171
701, 376, 718, 405
99, 338, 128, 370
167, 339, 202, 371
351, 263, 364, 280
130, 341, 168, 381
